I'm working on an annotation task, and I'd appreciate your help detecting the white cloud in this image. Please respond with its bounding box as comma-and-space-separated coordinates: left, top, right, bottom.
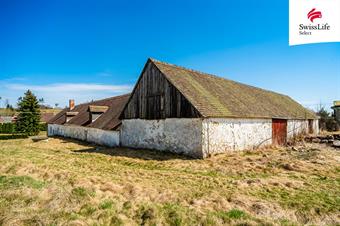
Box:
5, 83, 131, 92
1, 82, 133, 108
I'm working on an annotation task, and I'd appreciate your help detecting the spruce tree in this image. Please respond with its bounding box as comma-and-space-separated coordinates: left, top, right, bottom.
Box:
16, 90, 41, 135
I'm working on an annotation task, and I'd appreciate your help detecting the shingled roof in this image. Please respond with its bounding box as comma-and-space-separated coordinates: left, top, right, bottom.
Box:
87, 94, 130, 130
48, 94, 130, 130
150, 59, 316, 119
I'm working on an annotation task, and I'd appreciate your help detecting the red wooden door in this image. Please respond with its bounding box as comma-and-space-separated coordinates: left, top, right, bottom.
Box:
272, 119, 287, 145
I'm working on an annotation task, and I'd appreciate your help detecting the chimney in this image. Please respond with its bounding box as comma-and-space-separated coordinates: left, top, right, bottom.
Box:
69, 99, 75, 110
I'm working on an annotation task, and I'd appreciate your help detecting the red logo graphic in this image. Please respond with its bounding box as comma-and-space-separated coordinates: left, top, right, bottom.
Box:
307, 8, 322, 22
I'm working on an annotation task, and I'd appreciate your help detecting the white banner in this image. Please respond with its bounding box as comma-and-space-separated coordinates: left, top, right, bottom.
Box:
289, 0, 340, 45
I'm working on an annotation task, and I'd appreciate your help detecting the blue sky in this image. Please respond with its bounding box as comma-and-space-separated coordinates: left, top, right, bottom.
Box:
1, 0, 339, 110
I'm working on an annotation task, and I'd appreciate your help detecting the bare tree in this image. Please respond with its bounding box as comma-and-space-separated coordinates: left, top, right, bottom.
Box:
4, 99, 9, 108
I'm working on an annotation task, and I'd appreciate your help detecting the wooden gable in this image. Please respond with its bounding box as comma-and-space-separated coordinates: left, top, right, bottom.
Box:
121, 60, 201, 119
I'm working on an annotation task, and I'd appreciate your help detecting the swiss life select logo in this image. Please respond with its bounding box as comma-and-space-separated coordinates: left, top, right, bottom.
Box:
307, 8, 322, 22
289, 0, 340, 45
298, 8, 330, 36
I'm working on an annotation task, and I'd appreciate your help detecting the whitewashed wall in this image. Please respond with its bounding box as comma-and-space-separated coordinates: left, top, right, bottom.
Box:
287, 120, 308, 139
49, 118, 319, 159
285, 119, 319, 139
48, 124, 120, 147
202, 118, 272, 158
120, 119, 203, 158
312, 119, 319, 135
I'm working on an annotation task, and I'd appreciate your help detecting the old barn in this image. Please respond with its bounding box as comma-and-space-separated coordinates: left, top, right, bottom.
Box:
48, 58, 319, 158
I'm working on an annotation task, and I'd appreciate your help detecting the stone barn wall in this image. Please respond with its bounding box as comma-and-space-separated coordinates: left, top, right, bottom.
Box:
201, 118, 272, 158
287, 120, 308, 139
48, 124, 120, 147
120, 118, 203, 158
49, 118, 319, 159
286, 119, 319, 138
311, 119, 319, 135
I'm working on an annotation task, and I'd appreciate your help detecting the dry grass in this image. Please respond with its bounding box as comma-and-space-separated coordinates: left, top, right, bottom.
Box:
0, 108, 15, 117
0, 108, 61, 116
0, 135, 339, 226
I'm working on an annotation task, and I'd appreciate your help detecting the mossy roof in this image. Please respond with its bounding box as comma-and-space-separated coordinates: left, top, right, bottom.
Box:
151, 59, 317, 119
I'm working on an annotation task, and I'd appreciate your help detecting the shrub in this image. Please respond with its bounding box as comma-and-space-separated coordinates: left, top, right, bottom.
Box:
0, 122, 46, 133
0, 123, 16, 134
317, 107, 339, 131
38, 123, 47, 131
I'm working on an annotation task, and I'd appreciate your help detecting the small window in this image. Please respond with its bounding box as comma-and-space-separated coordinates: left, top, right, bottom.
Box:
88, 105, 108, 123
91, 113, 102, 122
66, 112, 78, 122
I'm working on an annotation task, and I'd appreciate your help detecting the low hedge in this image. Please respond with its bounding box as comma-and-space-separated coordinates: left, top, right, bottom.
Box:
0, 123, 47, 134
0, 134, 29, 140
0, 123, 16, 134
38, 123, 47, 131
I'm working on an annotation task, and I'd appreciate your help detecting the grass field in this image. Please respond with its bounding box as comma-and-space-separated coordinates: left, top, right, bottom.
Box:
0, 135, 339, 226
0, 108, 61, 116
0, 108, 15, 117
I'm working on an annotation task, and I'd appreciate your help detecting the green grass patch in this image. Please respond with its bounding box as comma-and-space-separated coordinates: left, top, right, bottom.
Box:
0, 175, 45, 189
110, 215, 124, 226
213, 209, 247, 223
225, 209, 246, 219
71, 187, 95, 199
79, 204, 97, 216
162, 203, 184, 226
99, 199, 114, 210
253, 186, 340, 214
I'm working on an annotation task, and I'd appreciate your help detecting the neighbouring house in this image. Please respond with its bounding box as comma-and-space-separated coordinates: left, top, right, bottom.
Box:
0, 116, 14, 124
48, 94, 130, 147
48, 58, 319, 158
10, 113, 56, 124
332, 101, 340, 123
0, 112, 58, 124
40, 112, 56, 123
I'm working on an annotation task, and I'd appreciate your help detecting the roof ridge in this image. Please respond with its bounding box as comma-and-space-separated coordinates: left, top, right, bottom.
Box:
74, 93, 131, 107
151, 58, 288, 97
150, 58, 225, 81
91, 93, 131, 102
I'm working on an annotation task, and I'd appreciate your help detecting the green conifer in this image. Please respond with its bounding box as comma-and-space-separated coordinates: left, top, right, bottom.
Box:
16, 90, 41, 135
